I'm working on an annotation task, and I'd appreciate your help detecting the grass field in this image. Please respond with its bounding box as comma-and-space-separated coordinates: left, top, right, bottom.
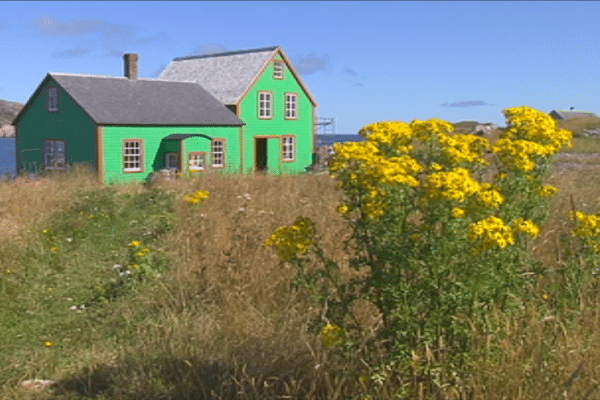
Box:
2, 134, 600, 399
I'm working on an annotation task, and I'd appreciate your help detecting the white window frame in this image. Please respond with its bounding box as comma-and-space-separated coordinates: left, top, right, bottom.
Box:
273, 61, 284, 79
164, 152, 178, 170
188, 152, 206, 171
47, 87, 58, 112
258, 91, 272, 119
281, 136, 295, 162
123, 139, 143, 173
211, 139, 225, 168
285, 93, 298, 120
43, 139, 65, 170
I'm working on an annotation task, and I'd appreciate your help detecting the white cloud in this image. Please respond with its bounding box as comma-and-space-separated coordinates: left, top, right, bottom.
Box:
439, 100, 494, 108
30, 15, 165, 56
293, 53, 329, 75
344, 68, 359, 76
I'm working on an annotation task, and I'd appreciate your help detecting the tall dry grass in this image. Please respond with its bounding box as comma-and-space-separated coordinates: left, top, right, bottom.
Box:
4, 156, 600, 399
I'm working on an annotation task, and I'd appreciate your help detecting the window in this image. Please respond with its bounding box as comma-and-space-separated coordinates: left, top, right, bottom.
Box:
285, 93, 298, 119
273, 61, 284, 79
281, 136, 295, 162
47, 87, 58, 112
258, 91, 272, 119
123, 140, 143, 172
211, 139, 225, 168
188, 152, 206, 171
43, 139, 65, 170
164, 152, 178, 170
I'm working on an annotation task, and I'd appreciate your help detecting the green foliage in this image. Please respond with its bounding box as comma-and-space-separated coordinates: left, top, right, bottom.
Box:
0, 185, 177, 386
267, 107, 574, 398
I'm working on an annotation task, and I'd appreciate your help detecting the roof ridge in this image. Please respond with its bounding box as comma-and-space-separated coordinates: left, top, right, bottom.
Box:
172, 46, 279, 62
50, 72, 126, 79
50, 72, 204, 85
556, 109, 596, 113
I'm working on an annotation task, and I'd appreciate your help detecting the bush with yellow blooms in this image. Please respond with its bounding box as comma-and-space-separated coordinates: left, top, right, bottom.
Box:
266, 106, 575, 397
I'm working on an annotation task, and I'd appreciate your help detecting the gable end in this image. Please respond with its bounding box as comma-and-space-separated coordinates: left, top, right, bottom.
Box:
12, 74, 96, 126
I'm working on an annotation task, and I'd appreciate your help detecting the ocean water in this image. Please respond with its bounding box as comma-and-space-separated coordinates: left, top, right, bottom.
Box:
0, 138, 16, 176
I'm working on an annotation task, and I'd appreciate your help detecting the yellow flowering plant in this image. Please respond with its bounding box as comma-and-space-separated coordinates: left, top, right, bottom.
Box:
183, 190, 209, 204
266, 106, 572, 396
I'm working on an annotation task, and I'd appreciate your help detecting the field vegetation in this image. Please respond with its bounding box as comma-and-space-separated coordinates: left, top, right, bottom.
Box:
2, 110, 600, 399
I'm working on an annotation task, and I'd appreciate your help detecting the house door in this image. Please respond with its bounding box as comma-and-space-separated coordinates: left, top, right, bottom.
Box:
255, 138, 267, 172
164, 152, 178, 170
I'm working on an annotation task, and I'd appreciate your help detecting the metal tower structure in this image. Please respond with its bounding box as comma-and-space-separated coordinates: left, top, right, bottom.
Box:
314, 117, 335, 135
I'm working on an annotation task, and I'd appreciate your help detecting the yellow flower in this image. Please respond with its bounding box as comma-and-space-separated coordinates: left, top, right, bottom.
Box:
336, 204, 351, 214
183, 190, 210, 204
410, 118, 454, 142
494, 172, 508, 181
265, 217, 315, 261
429, 163, 444, 171
541, 293, 551, 301
468, 216, 515, 249
359, 121, 415, 148
451, 207, 465, 218
44, 341, 54, 347
424, 167, 480, 203
493, 107, 573, 172
537, 184, 558, 198
49, 246, 58, 252
438, 134, 490, 165
512, 218, 540, 239
321, 323, 345, 348
5, 269, 12, 274
570, 210, 600, 252
476, 183, 504, 209
41, 229, 49, 234
128, 240, 141, 248
130, 264, 141, 270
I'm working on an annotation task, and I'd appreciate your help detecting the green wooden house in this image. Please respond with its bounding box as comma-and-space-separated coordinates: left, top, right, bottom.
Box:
12, 46, 318, 184
158, 46, 318, 174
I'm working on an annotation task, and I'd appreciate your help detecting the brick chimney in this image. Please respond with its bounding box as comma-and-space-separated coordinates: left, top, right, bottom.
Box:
124, 53, 138, 80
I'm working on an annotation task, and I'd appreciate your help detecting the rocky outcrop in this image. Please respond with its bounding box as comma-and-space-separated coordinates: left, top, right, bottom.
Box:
580, 128, 600, 138
0, 125, 15, 137
471, 124, 496, 136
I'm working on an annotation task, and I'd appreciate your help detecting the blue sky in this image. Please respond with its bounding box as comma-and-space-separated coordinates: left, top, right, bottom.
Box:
1, 1, 599, 133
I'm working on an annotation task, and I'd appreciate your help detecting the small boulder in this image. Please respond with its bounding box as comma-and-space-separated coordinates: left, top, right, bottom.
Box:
471, 124, 495, 136
21, 379, 56, 391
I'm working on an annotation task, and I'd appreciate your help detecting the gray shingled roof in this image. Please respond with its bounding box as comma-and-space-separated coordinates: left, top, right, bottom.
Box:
48, 73, 244, 126
550, 110, 598, 120
159, 46, 279, 105
158, 46, 317, 107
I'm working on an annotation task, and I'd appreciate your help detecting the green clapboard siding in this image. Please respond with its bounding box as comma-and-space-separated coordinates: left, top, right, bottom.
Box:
239, 54, 314, 174
101, 125, 241, 184
16, 77, 96, 173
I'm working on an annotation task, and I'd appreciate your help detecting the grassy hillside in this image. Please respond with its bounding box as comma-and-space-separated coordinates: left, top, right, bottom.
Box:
2, 158, 600, 399
556, 115, 600, 136
451, 120, 491, 133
